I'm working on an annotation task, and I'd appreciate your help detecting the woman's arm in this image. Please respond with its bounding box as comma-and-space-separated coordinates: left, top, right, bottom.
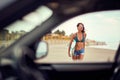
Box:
68, 34, 75, 57
83, 32, 87, 48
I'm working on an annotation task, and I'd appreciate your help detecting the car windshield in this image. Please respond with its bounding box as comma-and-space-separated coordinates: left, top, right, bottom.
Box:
0, 6, 52, 49
35, 10, 120, 63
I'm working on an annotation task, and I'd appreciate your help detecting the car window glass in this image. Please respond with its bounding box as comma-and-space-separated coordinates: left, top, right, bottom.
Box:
36, 10, 120, 63
0, 6, 52, 48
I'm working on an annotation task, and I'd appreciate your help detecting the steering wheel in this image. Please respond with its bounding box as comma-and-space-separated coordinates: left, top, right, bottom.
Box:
0, 46, 46, 80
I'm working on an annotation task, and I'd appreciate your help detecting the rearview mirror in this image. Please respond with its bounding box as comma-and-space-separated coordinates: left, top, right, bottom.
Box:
35, 41, 48, 59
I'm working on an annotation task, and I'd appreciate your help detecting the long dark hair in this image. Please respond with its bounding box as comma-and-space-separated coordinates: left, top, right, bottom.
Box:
77, 23, 85, 33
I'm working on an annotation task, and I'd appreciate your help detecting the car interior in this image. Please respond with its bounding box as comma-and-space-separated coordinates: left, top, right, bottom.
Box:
0, 0, 120, 80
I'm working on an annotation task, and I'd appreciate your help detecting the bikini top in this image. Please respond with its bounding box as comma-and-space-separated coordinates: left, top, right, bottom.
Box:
74, 33, 85, 42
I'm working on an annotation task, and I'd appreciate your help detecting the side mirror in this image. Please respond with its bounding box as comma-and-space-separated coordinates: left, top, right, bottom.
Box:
35, 41, 48, 59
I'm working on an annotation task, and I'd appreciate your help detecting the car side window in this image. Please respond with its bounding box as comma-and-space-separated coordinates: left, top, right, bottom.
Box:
36, 10, 120, 63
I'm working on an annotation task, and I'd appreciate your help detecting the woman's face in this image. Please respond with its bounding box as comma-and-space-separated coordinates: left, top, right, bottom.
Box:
77, 24, 83, 31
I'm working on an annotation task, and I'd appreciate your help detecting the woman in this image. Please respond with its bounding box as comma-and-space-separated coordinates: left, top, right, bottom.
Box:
68, 23, 86, 60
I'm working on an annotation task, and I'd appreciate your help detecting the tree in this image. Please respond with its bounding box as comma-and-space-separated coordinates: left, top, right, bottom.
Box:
54, 30, 66, 36
54, 30, 60, 34
0, 29, 9, 40
61, 30, 65, 36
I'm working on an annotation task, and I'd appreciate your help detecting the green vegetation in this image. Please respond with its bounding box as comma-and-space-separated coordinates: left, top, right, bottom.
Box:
53, 30, 65, 36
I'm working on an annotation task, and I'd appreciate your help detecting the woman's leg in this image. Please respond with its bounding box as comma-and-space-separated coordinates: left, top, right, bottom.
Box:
72, 51, 77, 60
78, 49, 85, 60
72, 55, 77, 60
78, 54, 84, 60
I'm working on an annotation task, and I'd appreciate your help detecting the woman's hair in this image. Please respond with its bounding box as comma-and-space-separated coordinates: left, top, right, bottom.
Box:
77, 23, 85, 33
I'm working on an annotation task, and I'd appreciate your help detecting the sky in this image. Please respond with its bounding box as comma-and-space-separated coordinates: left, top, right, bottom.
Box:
53, 10, 120, 43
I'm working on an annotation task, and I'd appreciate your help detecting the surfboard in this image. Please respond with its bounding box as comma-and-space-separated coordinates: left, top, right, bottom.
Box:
70, 39, 76, 55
